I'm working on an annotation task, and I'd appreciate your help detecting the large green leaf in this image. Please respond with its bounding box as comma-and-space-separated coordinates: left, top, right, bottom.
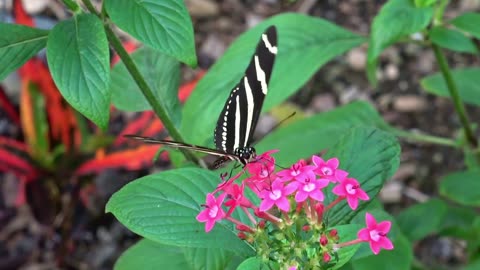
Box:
323, 127, 400, 225
115, 240, 190, 270
111, 46, 181, 124
106, 168, 253, 255
115, 239, 238, 270
429, 26, 478, 54
396, 198, 448, 241
181, 13, 365, 146
46, 14, 110, 129
0, 23, 48, 80
439, 170, 480, 206
451, 12, 480, 39
367, 0, 433, 85
257, 101, 390, 166
105, 0, 196, 66
420, 68, 480, 106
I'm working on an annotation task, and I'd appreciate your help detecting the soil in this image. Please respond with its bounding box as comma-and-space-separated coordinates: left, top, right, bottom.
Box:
1, 0, 479, 269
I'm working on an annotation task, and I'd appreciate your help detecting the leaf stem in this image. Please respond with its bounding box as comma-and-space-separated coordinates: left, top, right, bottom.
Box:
389, 128, 458, 147
431, 44, 478, 149
76, 0, 203, 167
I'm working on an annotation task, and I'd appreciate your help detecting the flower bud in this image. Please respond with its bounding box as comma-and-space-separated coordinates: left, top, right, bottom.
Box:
320, 234, 328, 246
323, 252, 331, 262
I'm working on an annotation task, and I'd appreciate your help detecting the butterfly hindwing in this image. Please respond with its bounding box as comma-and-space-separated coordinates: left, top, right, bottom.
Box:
214, 26, 278, 154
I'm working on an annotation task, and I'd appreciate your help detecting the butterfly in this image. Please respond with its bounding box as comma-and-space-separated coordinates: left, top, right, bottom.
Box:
126, 26, 278, 169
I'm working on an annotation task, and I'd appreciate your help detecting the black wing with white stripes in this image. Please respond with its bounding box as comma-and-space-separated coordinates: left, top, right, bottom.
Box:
214, 26, 277, 154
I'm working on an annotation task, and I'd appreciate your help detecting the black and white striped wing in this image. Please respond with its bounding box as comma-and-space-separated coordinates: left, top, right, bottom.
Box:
214, 26, 278, 154
124, 135, 243, 162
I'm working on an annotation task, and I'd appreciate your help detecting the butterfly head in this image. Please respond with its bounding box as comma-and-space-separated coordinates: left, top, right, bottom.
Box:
235, 147, 257, 162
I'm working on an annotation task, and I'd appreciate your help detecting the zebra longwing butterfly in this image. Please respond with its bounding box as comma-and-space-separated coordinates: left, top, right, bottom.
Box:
126, 26, 277, 168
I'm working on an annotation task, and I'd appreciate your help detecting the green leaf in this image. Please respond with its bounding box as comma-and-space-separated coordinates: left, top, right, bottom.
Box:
367, 0, 433, 85
414, 0, 438, 7
463, 259, 480, 270
451, 12, 480, 39
115, 240, 190, 270
181, 13, 365, 147
439, 170, 480, 206
46, 14, 110, 129
0, 23, 48, 80
396, 198, 448, 241
257, 101, 389, 165
115, 239, 238, 270
429, 26, 478, 53
323, 127, 400, 225
111, 46, 181, 124
332, 224, 363, 269
106, 168, 253, 255
420, 68, 480, 106
236, 257, 265, 270
105, 0, 196, 67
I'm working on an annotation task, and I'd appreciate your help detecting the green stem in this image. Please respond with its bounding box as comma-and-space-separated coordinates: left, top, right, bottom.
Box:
104, 26, 202, 166
389, 128, 458, 147
62, 0, 81, 13
431, 44, 478, 149
76, 0, 203, 167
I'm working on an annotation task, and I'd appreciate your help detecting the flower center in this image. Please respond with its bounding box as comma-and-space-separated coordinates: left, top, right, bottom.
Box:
346, 183, 359, 195
321, 166, 333, 176
209, 205, 219, 218
369, 229, 381, 241
269, 189, 282, 200
303, 183, 316, 192
260, 168, 269, 177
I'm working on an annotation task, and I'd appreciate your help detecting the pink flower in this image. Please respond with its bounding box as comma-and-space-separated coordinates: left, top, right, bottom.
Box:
246, 150, 278, 176
259, 179, 296, 212
224, 183, 252, 216
289, 178, 329, 202
312, 156, 339, 182
332, 176, 369, 210
357, 212, 394, 254
196, 193, 227, 232
277, 160, 316, 182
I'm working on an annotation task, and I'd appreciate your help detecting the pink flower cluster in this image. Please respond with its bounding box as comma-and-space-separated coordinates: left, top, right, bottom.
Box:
196, 151, 393, 267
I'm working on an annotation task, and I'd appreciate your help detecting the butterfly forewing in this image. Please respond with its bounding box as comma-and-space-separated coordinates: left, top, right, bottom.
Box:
214, 26, 278, 154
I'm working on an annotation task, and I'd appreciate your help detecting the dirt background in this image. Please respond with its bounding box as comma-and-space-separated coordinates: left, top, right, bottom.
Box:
1, 0, 480, 269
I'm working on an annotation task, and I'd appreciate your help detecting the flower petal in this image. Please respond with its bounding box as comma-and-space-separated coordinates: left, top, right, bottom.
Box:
377, 221, 392, 233
260, 199, 274, 212
295, 191, 308, 202
347, 196, 358, 210
275, 197, 291, 212
357, 228, 370, 241
326, 158, 339, 168
365, 212, 377, 228
370, 241, 381, 255
379, 237, 394, 250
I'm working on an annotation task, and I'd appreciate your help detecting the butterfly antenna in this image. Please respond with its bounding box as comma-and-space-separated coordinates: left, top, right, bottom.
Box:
255, 111, 297, 143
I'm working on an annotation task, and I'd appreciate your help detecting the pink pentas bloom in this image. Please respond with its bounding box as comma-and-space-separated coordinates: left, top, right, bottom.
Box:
332, 176, 369, 210
357, 212, 394, 254
277, 159, 316, 182
289, 177, 329, 202
312, 156, 340, 182
196, 193, 227, 232
245, 150, 278, 192
259, 178, 296, 212
224, 183, 252, 216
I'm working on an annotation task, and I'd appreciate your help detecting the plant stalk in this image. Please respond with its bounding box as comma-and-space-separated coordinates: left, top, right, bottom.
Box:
431, 44, 478, 149
389, 128, 458, 147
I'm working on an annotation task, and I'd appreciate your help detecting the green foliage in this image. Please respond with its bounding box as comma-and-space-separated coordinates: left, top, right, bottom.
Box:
451, 12, 480, 39
115, 240, 238, 270
429, 26, 478, 54
421, 68, 480, 106
106, 168, 254, 255
0, 23, 48, 80
181, 13, 365, 146
104, 0, 197, 67
367, 0, 433, 85
258, 101, 390, 165
323, 128, 400, 225
46, 14, 110, 129
440, 170, 480, 206
111, 46, 181, 124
